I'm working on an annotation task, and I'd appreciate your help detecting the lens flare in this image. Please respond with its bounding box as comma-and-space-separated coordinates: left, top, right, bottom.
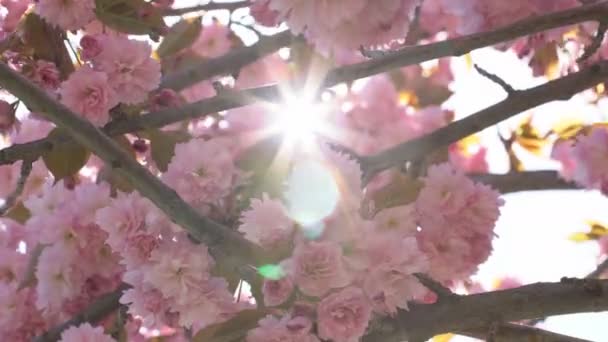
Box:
284, 159, 340, 230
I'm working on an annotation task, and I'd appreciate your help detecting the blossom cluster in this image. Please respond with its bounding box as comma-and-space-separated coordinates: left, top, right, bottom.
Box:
2, 0, 605, 341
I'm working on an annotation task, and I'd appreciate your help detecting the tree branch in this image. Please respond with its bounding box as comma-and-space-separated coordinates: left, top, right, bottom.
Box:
3, 4, 608, 172
33, 284, 130, 342
363, 278, 608, 342
324, 1, 608, 87
360, 61, 608, 183
474, 64, 517, 95
160, 30, 294, 91
164, 0, 251, 16
0, 62, 265, 268
462, 323, 593, 342
470, 171, 578, 193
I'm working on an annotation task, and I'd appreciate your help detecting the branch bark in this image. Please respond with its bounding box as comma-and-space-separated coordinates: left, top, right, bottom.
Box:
360, 61, 608, 183
160, 30, 294, 91
164, 0, 251, 16
470, 171, 578, 193
462, 323, 593, 342
0, 62, 264, 267
363, 278, 608, 342
33, 284, 130, 342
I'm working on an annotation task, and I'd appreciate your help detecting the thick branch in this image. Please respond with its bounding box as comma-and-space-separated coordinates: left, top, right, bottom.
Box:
164, 0, 251, 16
160, 31, 294, 91
470, 171, 578, 193
462, 323, 593, 342
361, 61, 608, 183
0, 62, 263, 265
33, 284, 130, 342
364, 278, 608, 342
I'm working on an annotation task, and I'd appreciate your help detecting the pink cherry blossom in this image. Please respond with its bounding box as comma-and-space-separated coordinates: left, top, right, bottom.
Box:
29, 60, 61, 91
93, 36, 161, 105
289, 240, 350, 297
415, 163, 502, 281
80, 35, 102, 61
551, 139, 577, 182
262, 276, 294, 307
361, 234, 428, 313
35, 245, 84, 312
570, 127, 608, 192
58, 323, 115, 342
235, 54, 289, 89
0, 283, 47, 341
317, 287, 371, 342
416, 163, 503, 235
163, 138, 239, 211
250, 0, 280, 27
35, 0, 96, 31
1, 0, 30, 33
191, 22, 233, 58
247, 315, 319, 342
372, 205, 418, 234
449, 143, 489, 173
143, 239, 214, 299
59, 66, 118, 126
238, 194, 295, 248
96, 192, 165, 266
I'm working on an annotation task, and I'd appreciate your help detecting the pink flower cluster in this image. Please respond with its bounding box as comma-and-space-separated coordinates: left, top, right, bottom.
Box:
35, 0, 96, 31
162, 138, 242, 215
96, 191, 248, 330
239, 145, 502, 340
59, 35, 161, 126
421, 0, 579, 36
553, 126, 608, 194
416, 163, 504, 281
262, 0, 421, 52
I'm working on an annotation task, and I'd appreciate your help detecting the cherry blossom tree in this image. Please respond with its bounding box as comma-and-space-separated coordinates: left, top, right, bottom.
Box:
0, 0, 607, 341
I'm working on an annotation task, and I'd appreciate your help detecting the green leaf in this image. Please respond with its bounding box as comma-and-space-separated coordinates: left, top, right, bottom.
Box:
193, 309, 270, 342
148, 129, 190, 172
156, 16, 202, 58
95, 0, 166, 35
21, 13, 74, 77
5, 202, 31, 224
42, 128, 90, 181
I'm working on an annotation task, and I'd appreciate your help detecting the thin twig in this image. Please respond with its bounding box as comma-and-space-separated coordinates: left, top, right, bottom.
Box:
474, 64, 517, 94
0, 158, 33, 216
404, 0, 425, 45
164, 0, 251, 16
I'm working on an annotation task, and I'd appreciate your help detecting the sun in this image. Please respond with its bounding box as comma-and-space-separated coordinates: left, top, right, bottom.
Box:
270, 93, 332, 150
